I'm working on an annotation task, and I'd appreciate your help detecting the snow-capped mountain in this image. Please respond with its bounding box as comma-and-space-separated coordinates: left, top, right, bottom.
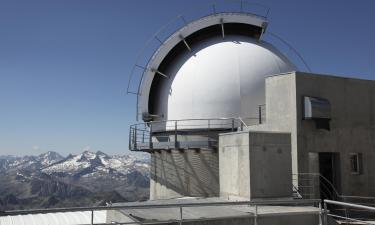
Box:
0, 151, 150, 210
0, 151, 64, 172
0, 151, 149, 179
38, 151, 65, 166
42, 151, 149, 178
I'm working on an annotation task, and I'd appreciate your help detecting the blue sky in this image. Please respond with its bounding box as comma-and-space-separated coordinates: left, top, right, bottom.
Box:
0, 0, 374, 156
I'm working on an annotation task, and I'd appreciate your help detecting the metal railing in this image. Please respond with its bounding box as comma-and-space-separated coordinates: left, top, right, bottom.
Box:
3, 197, 375, 225
323, 199, 375, 225
129, 114, 265, 151
293, 173, 340, 200
0, 199, 320, 225
293, 173, 375, 206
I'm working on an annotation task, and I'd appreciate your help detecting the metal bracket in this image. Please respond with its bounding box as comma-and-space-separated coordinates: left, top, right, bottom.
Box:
179, 35, 191, 51
220, 18, 225, 39
151, 68, 169, 78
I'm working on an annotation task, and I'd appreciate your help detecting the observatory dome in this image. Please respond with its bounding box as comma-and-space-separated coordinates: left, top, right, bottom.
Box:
149, 35, 296, 123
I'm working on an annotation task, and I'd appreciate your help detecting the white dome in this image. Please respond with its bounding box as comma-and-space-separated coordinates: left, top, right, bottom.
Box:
152, 35, 295, 123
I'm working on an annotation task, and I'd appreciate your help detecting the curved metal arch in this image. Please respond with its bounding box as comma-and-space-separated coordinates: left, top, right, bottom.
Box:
126, 1, 271, 97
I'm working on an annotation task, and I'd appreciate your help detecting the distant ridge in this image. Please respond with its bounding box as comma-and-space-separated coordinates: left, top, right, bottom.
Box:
0, 151, 150, 210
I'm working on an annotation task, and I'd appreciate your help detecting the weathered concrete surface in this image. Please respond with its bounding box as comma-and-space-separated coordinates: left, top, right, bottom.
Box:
150, 149, 219, 200
219, 131, 292, 200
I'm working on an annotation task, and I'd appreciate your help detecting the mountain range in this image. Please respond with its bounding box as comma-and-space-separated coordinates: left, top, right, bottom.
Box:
0, 151, 150, 210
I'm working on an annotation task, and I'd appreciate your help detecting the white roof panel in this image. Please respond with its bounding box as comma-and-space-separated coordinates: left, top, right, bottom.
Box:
0, 210, 106, 225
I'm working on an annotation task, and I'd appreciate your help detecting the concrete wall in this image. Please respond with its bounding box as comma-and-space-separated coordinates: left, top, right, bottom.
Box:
219, 132, 250, 199
150, 149, 219, 200
247, 73, 298, 184
295, 72, 375, 196
219, 131, 292, 200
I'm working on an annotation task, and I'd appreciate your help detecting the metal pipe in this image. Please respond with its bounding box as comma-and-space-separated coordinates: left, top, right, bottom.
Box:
254, 204, 258, 225
326, 213, 374, 225
324, 199, 375, 211
91, 210, 94, 225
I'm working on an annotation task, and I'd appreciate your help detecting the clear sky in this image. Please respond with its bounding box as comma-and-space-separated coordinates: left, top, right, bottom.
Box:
0, 0, 374, 156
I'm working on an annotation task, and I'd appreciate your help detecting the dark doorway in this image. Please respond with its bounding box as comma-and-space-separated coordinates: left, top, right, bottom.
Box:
319, 152, 341, 200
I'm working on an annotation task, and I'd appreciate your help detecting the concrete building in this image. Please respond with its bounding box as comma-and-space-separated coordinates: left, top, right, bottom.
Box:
251, 72, 375, 199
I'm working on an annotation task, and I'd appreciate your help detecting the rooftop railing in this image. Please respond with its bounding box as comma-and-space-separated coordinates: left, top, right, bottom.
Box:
129, 117, 257, 151
323, 199, 375, 225
0, 199, 320, 225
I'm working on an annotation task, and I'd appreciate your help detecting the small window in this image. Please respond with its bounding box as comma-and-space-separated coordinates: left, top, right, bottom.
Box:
349, 153, 362, 174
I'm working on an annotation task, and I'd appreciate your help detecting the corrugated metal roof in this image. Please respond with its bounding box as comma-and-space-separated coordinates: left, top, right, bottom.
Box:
0, 210, 106, 225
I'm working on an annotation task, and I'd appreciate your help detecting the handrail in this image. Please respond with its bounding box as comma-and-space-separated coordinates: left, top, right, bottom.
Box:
129, 116, 265, 151
130, 117, 257, 127
293, 173, 341, 199
0, 199, 319, 216
237, 117, 249, 128
323, 199, 375, 225
294, 173, 375, 202
324, 200, 375, 212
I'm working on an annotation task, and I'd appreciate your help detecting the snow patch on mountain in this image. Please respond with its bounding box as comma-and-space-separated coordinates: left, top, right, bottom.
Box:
41, 151, 149, 178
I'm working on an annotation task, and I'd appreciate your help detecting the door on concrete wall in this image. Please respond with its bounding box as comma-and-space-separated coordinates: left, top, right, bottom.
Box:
319, 152, 341, 200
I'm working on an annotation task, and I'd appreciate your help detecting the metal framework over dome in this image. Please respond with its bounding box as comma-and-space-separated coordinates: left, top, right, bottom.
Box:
133, 12, 295, 125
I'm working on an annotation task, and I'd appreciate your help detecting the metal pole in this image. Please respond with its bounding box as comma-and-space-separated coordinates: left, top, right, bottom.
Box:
91, 210, 94, 225
345, 208, 349, 225
175, 121, 178, 149
254, 204, 258, 225
179, 206, 183, 225
129, 127, 132, 150
231, 118, 234, 132
258, 105, 262, 124
149, 123, 153, 149
323, 202, 327, 225
133, 128, 137, 149
318, 202, 322, 225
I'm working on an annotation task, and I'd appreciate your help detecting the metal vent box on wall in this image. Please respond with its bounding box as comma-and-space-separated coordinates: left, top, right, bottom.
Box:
303, 96, 331, 119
